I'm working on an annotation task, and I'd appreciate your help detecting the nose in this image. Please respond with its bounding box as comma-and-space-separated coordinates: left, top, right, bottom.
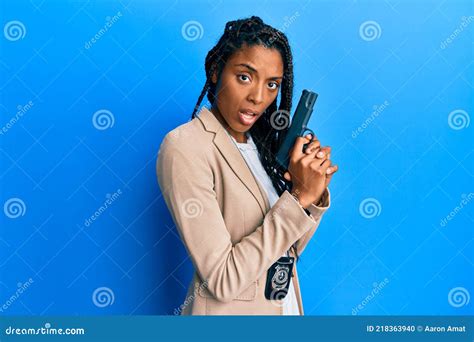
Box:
247, 82, 264, 105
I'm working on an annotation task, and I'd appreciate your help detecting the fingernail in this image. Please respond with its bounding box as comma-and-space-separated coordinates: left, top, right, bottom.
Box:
326, 168, 332, 174
317, 151, 324, 158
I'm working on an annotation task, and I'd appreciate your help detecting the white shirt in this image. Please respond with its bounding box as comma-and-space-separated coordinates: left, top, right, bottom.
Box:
227, 131, 301, 315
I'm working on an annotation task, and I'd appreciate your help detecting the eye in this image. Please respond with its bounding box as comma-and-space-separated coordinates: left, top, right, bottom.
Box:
268, 82, 279, 90
237, 74, 251, 83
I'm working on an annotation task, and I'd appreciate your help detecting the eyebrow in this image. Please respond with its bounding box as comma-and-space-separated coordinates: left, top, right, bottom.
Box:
233, 63, 283, 80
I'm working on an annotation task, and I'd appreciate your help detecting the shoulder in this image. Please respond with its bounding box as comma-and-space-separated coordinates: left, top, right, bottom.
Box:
156, 116, 216, 186
158, 116, 214, 162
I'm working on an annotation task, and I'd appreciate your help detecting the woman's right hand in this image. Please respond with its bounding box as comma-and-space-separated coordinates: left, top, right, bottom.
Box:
283, 134, 338, 209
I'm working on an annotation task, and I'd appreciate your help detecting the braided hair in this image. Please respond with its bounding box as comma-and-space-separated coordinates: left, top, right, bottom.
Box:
191, 16, 301, 260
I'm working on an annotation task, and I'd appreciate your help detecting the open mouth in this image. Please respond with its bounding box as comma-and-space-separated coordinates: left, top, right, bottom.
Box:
238, 110, 258, 126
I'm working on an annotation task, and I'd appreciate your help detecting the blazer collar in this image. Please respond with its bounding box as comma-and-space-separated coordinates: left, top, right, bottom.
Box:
196, 106, 270, 215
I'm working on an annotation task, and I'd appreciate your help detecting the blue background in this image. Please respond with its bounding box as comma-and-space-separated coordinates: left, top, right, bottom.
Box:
0, 0, 472, 315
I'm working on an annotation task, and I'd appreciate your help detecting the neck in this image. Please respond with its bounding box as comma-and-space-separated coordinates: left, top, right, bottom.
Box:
210, 105, 247, 143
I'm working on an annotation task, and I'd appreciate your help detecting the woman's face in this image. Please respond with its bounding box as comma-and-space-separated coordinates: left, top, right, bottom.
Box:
211, 43, 284, 143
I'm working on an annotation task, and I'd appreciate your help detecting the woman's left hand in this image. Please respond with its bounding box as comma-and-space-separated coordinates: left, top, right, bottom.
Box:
283, 134, 338, 197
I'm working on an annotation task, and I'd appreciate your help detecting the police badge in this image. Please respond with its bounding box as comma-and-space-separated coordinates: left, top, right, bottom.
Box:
264, 256, 295, 300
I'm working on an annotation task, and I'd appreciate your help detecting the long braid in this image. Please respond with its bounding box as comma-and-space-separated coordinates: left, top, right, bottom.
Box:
191, 78, 210, 119
191, 16, 302, 260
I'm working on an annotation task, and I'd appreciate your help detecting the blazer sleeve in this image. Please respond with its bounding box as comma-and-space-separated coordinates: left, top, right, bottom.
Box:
295, 187, 331, 256
156, 134, 329, 303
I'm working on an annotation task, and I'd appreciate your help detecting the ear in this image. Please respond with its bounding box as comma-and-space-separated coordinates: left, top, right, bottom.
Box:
211, 69, 217, 84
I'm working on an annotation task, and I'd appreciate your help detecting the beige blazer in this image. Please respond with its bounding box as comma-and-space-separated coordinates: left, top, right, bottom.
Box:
156, 106, 331, 315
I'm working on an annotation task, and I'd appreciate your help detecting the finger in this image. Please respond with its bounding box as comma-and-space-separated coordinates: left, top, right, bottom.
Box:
326, 164, 338, 175
306, 132, 319, 142
311, 157, 331, 170
316, 146, 331, 159
304, 139, 321, 155
325, 164, 338, 186
284, 171, 292, 181
302, 142, 320, 161
290, 136, 311, 161
318, 158, 332, 174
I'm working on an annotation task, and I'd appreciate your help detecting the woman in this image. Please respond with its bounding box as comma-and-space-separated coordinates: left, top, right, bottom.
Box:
156, 16, 338, 315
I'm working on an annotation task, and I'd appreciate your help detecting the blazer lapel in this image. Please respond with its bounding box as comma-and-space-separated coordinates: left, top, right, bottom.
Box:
197, 106, 270, 216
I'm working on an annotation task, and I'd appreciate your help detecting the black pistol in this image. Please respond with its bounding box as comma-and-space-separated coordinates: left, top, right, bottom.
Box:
275, 89, 318, 170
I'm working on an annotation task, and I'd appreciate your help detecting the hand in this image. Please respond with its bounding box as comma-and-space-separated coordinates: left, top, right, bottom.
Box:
283, 134, 338, 208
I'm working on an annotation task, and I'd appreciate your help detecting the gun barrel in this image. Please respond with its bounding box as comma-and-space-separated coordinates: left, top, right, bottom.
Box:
275, 89, 318, 169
